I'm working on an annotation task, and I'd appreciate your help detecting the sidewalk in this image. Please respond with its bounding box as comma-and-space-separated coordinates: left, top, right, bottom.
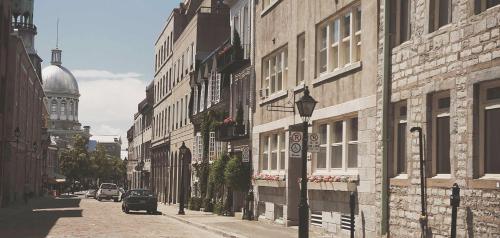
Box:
157, 203, 326, 238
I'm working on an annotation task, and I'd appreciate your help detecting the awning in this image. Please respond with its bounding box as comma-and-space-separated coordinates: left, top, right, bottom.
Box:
47, 173, 66, 184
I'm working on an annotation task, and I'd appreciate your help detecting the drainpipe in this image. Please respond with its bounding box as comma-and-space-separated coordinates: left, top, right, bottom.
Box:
381, 0, 391, 235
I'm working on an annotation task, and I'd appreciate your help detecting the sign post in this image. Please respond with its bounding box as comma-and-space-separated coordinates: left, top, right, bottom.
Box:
308, 133, 320, 153
289, 131, 303, 158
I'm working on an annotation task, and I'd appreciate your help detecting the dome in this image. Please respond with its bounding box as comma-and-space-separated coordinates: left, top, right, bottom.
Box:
42, 64, 79, 95
42, 48, 79, 96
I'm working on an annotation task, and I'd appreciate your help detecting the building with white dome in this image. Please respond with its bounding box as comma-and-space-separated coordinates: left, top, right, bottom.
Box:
42, 48, 89, 146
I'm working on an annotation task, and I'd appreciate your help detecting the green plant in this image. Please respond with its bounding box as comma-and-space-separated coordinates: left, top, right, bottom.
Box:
189, 197, 202, 211
233, 30, 243, 60
213, 201, 224, 215
224, 155, 250, 192
202, 198, 213, 212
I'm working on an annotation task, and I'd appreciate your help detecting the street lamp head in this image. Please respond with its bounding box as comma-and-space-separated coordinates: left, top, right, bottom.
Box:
14, 127, 20, 138
295, 86, 317, 122
179, 141, 187, 155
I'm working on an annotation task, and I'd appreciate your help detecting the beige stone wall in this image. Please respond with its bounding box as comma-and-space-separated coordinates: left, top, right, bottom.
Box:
252, 0, 379, 236
377, 1, 500, 237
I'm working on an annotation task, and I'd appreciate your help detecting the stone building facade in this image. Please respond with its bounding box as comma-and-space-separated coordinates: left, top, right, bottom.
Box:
252, 0, 379, 236
377, 0, 500, 237
151, 0, 230, 205
0, 0, 46, 207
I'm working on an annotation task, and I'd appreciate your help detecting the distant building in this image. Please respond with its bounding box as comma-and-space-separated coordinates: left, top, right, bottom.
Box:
88, 135, 122, 158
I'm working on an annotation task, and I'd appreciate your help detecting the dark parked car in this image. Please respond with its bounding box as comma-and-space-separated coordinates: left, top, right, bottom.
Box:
121, 189, 157, 214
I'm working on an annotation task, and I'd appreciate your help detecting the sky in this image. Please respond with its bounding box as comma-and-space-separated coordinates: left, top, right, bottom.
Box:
34, 1, 178, 154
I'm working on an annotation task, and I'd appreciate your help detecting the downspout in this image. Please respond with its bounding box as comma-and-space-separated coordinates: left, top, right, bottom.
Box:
381, 0, 391, 235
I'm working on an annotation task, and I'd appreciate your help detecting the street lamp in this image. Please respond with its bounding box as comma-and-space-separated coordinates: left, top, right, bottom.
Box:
295, 86, 317, 238
178, 142, 188, 215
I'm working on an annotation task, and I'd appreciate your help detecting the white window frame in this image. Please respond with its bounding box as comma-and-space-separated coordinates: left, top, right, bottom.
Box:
313, 116, 359, 175
317, 5, 361, 77
393, 101, 408, 177
262, 47, 287, 95
431, 91, 451, 177
199, 82, 205, 112
209, 131, 216, 161
478, 80, 500, 178
260, 132, 286, 174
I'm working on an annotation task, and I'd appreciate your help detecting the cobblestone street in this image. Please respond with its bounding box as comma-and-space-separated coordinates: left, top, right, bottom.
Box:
0, 195, 221, 238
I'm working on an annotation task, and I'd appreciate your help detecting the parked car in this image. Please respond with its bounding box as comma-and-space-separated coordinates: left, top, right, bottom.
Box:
96, 183, 120, 202
84, 189, 97, 198
121, 189, 157, 214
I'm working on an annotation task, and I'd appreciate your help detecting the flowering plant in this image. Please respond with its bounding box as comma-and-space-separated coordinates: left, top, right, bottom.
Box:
297, 175, 357, 183
252, 173, 285, 181
223, 117, 235, 125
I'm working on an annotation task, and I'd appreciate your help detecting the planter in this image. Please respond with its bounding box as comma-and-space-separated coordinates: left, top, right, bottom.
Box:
253, 180, 286, 188
306, 181, 357, 191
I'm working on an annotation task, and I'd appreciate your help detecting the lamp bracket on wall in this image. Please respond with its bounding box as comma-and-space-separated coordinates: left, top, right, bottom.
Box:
265, 90, 296, 113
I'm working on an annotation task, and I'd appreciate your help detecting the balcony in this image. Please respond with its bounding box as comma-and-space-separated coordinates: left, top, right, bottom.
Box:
12, 22, 37, 33
217, 43, 250, 73
216, 122, 248, 142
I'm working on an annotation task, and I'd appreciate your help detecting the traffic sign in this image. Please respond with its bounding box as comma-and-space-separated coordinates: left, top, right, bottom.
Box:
242, 146, 250, 162
308, 133, 320, 153
289, 132, 303, 158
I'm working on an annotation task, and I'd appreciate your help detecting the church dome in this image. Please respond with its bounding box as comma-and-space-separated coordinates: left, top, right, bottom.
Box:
42, 48, 79, 96
42, 65, 79, 95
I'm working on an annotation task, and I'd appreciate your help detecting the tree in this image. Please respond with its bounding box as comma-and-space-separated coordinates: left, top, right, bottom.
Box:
58, 134, 92, 190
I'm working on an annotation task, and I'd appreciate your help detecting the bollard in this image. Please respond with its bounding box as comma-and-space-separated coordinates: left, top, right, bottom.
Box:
450, 183, 460, 238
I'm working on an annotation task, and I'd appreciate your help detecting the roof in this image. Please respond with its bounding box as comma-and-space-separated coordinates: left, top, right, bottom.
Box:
89, 135, 121, 144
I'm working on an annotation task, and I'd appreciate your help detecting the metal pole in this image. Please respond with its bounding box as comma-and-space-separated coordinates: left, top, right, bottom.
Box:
298, 121, 309, 238
350, 192, 355, 238
410, 127, 427, 237
450, 183, 460, 238
178, 151, 185, 215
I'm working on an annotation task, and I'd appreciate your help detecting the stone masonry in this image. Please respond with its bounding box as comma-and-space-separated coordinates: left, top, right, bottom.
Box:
377, 1, 500, 237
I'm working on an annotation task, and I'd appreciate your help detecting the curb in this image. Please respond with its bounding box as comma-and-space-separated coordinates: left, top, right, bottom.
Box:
159, 208, 246, 238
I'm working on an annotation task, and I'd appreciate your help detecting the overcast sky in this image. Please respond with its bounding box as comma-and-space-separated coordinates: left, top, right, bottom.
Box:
35, 1, 178, 155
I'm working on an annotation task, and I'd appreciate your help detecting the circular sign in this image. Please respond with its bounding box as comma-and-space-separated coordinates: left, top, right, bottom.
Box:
291, 143, 302, 153
291, 132, 302, 142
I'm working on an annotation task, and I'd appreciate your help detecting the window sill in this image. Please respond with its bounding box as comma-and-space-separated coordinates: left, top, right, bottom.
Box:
259, 90, 288, 106
468, 176, 500, 189
425, 24, 453, 39
389, 174, 410, 187
312, 61, 362, 86
260, 0, 281, 17
426, 176, 455, 188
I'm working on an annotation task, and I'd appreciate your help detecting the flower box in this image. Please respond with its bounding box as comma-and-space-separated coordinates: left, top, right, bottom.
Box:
253, 180, 286, 188
306, 181, 357, 191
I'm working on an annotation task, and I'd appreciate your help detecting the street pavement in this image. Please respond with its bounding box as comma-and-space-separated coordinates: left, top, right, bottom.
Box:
0, 194, 221, 238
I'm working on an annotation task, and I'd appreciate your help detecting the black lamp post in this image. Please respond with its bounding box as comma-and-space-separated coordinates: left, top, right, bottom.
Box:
295, 86, 317, 238
178, 142, 188, 215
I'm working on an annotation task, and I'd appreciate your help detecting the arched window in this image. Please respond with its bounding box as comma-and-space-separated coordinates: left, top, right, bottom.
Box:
69, 101, 74, 119
51, 100, 57, 113
60, 101, 66, 120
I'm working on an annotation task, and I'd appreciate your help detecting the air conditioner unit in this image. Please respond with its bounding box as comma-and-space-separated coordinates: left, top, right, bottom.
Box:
259, 88, 269, 100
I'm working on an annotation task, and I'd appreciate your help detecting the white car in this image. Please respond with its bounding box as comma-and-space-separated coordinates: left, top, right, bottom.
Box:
96, 183, 120, 202
85, 189, 97, 198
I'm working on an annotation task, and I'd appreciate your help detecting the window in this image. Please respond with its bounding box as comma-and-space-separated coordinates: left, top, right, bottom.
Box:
180, 98, 183, 127
315, 117, 358, 172
260, 132, 286, 172
392, 101, 407, 176
69, 101, 74, 118
475, 0, 500, 14
199, 82, 205, 112
390, 0, 411, 47
479, 80, 500, 176
60, 101, 66, 119
271, 135, 278, 170
191, 43, 195, 68
262, 47, 287, 95
297, 34, 306, 83
209, 132, 216, 160
185, 94, 189, 125
262, 136, 269, 170
317, 5, 361, 76
431, 92, 451, 176
213, 73, 221, 104
429, 0, 452, 32
193, 87, 198, 114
